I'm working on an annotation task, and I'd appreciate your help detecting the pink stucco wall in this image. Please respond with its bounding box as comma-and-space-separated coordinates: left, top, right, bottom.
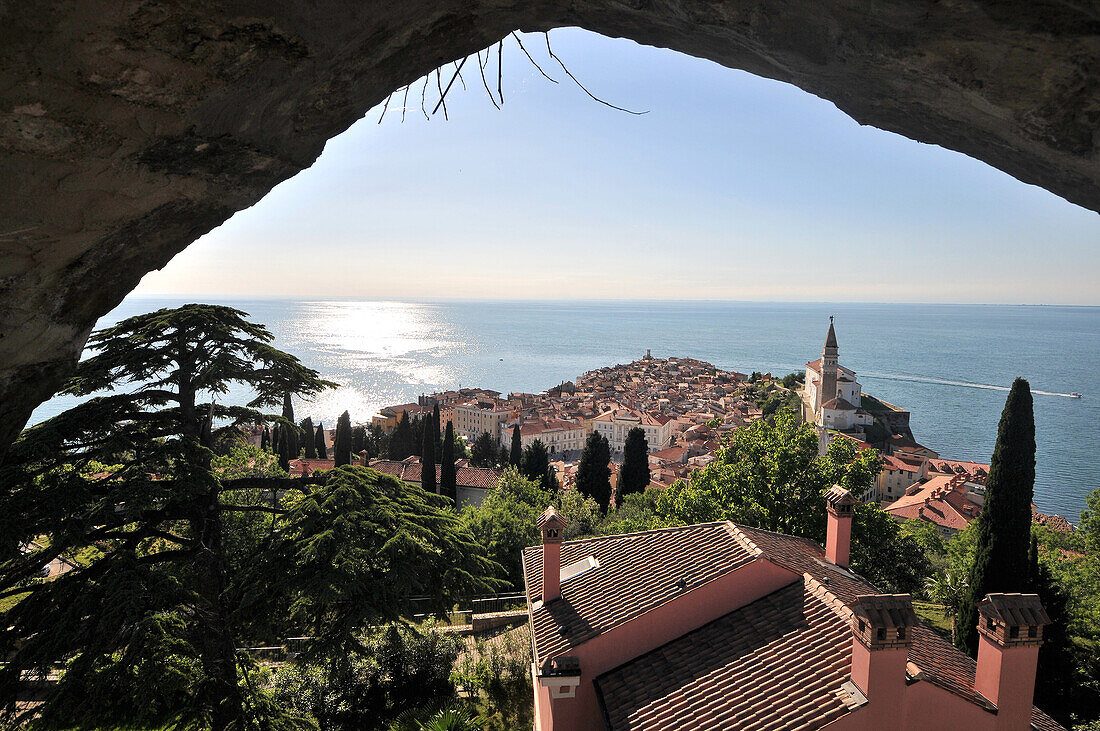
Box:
975, 634, 1040, 731
824, 640, 1041, 731
534, 558, 798, 731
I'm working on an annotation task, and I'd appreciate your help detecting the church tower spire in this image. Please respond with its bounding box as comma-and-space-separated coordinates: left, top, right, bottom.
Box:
819, 317, 839, 411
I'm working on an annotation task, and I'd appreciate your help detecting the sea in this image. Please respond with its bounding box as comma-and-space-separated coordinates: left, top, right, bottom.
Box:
28, 298, 1100, 521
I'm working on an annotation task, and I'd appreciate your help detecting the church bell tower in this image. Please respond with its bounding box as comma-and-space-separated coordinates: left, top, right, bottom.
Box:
819, 317, 839, 410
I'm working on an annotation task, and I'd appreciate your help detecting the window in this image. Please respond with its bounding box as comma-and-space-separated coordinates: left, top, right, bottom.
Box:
876, 627, 886, 641
897, 626, 906, 641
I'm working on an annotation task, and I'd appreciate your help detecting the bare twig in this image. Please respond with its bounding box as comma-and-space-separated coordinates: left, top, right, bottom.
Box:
401, 84, 410, 123
497, 40, 504, 104
544, 32, 648, 115
454, 59, 467, 91
377, 91, 392, 124
436, 67, 448, 120
432, 55, 470, 116
477, 50, 500, 110
512, 32, 557, 83
420, 76, 430, 120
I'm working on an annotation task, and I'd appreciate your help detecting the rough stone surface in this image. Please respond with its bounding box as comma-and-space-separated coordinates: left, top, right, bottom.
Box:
1, 0, 1097, 452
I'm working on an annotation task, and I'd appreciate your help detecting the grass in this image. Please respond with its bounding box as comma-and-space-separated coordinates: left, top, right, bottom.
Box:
913, 601, 954, 643
0, 590, 29, 613
859, 393, 892, 413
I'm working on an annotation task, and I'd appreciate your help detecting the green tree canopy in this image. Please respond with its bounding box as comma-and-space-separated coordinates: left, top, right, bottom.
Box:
471, 431, 498, 468
460, 468, 549, 588
300, 416, 317, 459
617, 427, 651, 505
0, 305, 495, 730
522, 440, 556, 492
315, 422, 328, 459
421, 418, 437, 495
439, 421, 457, 503
333, 410, 353, 467
576, 432, 612, 512
389, 413, 416, 461
509, 425, 522, 468
655, 412, 879, 537
956, 378, 1036, 655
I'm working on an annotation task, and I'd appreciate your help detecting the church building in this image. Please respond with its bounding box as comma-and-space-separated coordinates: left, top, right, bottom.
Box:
802, 318, 873, 433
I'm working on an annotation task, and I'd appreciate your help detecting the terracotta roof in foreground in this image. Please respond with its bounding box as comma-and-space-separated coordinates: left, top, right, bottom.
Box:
522, 523, 758, 664
526, 520, 1065, 731
596, 579, 855, 731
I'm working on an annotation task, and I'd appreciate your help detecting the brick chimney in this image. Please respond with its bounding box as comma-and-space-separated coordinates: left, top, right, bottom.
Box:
537, 506, 569, 603
824, 485, 856, 567
849, 594, 917, 726
975, 593, 1050, 730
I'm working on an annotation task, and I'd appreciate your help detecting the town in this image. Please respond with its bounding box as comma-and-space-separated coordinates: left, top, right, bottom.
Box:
275, 319, 1043, 540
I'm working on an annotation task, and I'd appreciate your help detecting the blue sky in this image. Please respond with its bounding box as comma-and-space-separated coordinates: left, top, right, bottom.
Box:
135, 29, 1100, 304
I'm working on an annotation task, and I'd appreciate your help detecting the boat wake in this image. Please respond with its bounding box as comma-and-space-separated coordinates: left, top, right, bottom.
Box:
862, 372, 1082, 399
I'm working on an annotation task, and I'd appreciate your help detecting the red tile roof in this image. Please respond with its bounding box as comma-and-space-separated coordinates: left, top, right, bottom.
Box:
536, 520, 1064, 730
596, 579, 854, 731
884, 475, 982, 532
521, 523, 758, 666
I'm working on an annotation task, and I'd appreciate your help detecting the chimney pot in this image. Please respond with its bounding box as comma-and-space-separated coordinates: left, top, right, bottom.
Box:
975, 593, 1050, 729
849, 594, 916, 725
824, 485, 856, 568
537, 506, 569, 602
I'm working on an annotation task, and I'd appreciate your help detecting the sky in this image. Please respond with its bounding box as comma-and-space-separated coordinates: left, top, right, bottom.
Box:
134, 28, 1100, 305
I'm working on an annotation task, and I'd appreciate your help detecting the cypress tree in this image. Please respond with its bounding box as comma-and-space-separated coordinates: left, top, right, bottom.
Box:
956, 378, 1036, 655
618, 427, 651, 504
471, 431, 497, 468
439, 421, 457, 502
286, 421, 300, 460
510, 424, 522, 468
352, 425, 367, 455
421, 419, 438, 494
577, 432, 612, 512
334, 410, 353, 467
300, 417, 316, 459
315, 422, 327, 459
260, 425, 270, 451
277, 426, 290, 472
432, 404, 442, 449
282, 392, 295, 423
389, 413, 414, 460
271, 424, 280, 456
522, 439, 555, 492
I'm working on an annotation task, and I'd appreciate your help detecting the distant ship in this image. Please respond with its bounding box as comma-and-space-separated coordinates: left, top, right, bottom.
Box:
1069, 392, 1082, 399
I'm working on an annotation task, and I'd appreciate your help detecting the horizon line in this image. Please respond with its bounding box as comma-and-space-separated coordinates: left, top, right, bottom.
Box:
125, 294, 1100, 308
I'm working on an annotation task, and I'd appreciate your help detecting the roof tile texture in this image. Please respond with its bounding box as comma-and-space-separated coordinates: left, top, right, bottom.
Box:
596, 580, 853, 731
522, 522, 757, 665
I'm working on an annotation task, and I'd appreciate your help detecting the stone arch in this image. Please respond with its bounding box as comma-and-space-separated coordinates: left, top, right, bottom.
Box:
0, 0, 1097, 450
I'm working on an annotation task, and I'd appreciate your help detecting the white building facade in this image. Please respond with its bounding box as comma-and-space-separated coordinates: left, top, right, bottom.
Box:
593, 409, 673, 457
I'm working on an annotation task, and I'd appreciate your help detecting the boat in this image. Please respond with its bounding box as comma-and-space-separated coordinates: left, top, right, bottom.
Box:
1069, 392, 1082, 398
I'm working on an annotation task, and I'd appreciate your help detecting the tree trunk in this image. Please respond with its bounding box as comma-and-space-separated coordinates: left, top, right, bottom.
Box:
191, 490, 244, 730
